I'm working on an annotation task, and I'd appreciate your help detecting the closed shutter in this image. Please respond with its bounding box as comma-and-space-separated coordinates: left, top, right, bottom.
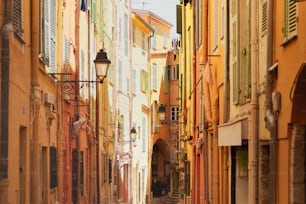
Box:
50, 147, 57, 188
164, 67, 168, 93
283, 0, 297, 41
230, 0, 239, 104
91, 0, 96, 23
176, 5, 182, 34
142, 117, 146, 151
13, 0, 22, 36
49, 0, 57, 73
44, 0, 49, 62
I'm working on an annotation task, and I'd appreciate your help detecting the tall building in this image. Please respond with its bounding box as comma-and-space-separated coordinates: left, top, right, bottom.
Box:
130, 11, 153, 203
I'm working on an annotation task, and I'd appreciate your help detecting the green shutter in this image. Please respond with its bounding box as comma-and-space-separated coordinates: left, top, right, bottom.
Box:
164, 67, 168, 93
231, 0, 239, 104
283, 0, 297, 41
176, 5, 182, 34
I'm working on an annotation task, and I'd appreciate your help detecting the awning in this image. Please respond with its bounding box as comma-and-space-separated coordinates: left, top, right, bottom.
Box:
218, 119, 248, 146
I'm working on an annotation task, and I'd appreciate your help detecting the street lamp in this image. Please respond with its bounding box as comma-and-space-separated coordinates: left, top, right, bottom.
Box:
94, 48, 111, 204
118, 127, 137, 143
158, 104, 166, 122
94, 48, 111, 83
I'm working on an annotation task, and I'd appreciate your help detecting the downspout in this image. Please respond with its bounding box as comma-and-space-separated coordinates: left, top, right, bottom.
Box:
30, 1, 42, 203
146, 30, 154, 204
0, 1, 13, 181
203, 0, 209, 202
222, 1, 230, 203
250, 0, 259, 203
266, 0, 276, 203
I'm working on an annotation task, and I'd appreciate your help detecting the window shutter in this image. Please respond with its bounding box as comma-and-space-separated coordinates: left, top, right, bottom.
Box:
64, 37, 70, 64
44, 0, 50, 62
261, 0, 268, 35
91, 0, 97, 23
213, 0, 219, 50
287, 0, 297, 39
141, 70, 146, 92
132, 70, 136, 93
176, 5, 182, 34
283, 0, 297, 41
230, 0, 239, 104
164, 67, 168, 93
153, 64, 157, 90
49, 0, 57, 73
13, 0, 22, 36
119, 61, 122, 91
152, 25, 156, 49
50, 147, 57, 188
142, 117, 146, 151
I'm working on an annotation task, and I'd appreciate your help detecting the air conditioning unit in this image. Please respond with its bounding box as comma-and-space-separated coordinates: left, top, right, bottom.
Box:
44, 92, 55, 105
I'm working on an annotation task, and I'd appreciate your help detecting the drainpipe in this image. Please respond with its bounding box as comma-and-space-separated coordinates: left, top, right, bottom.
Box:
146, 30, 154, 204
203, 0, 209, 202
0, 1, 13, 182
30, 1, 42, 203
250, 0, 259, 203
222, 1, 230, 203
266, 0, 276, 203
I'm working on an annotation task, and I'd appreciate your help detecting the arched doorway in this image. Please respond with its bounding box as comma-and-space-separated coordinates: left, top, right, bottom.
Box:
151, 139, 171, 198
290, 64, 306, 204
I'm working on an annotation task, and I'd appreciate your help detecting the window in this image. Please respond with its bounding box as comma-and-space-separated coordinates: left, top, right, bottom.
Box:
140, 70, 148, 92
152, 25, 156, 49
40, 0, 57, 73
152, 63, 157, 90
282, 0, 297, 43
170, 106, 179, 121
164, 67, 168, 93
124, 13, 128, 55
64, 37, 70, 64
108, 158, 112, 183
163, 32, 167, 48
141, 32, 145, 50
119, 60, 122, 91
80, 151, 84, 195
132, 24, 136, 44
132, 70, 136, 93
50, 147, 57, 188
176, 5, 182, 34
168, 65, 179, 80
213, 0, 218, 51
230, 0, 250, 104
195, 0, 202, 47
142, 117, 146, 151
13, 0, 23, 37
261, 1, 268, 35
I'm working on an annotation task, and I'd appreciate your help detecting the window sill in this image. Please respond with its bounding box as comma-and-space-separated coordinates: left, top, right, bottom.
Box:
281, 35, 297, 47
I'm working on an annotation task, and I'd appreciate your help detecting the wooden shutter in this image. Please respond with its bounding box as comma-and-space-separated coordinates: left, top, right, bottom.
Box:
283, 0, 297, 41
50, 147, 57, 188
91, 0, 97, 23
49, 0, 57, 73
44, 0, 50, 62
176, 5, 182, 34
230, 0, 239, 104
13, 0, 22, 36
164, 67, 168, 93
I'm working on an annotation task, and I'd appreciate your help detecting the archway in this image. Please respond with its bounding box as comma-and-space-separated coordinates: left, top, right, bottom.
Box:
290, 64, 306, 204
151, 139, 171, 198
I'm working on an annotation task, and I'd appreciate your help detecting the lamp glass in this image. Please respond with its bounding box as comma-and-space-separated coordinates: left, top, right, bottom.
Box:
130, 127, 137, 141
94, 49, 111, 79
158, 104, 166, 121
